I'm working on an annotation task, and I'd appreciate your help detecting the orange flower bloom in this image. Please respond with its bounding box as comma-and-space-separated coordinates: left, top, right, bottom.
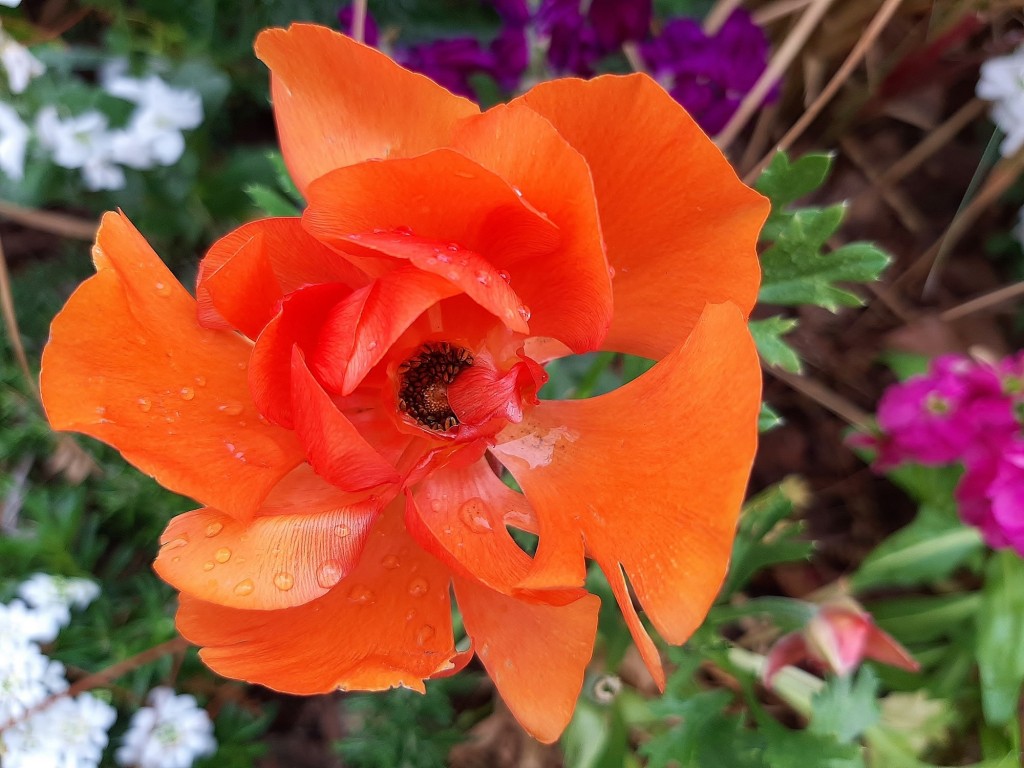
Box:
40, 25, 767, 741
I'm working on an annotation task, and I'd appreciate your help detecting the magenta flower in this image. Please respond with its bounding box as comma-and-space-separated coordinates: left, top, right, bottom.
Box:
537, 0, 651, 76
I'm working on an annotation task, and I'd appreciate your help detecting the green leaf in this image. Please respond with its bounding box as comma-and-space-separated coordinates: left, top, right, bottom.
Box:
976, 551, 1024, 726
851, 507, 984, 591
562, 700, 630, 768
756, 151, 834, 211
759, 206, 890, 310
245, 183, 301, 217
810, 668, 882, 743
759, 403, 784, 432
722, 479, 812, 597
750, 316, 802, 373
759, 715, 863, 768
640, 689, 733, 766
870, 593, 981, 644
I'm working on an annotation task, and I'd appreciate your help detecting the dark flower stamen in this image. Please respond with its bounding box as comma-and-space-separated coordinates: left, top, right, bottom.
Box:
397, 342, 474, 432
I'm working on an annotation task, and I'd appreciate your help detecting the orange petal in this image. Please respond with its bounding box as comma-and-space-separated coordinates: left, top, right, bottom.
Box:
518, 76, 767, 359
451, 103, 612, 353
40, 212, 303, 519
177, 502, 459, 694
302, 148, 560, 271
197, 218, 366, 338
290, 348, 400, 491
255, 25, 479, 193
453, 576, 599, 743
492, 303, 760, 678
405, 459, 581, 605
154, 496, 379, 610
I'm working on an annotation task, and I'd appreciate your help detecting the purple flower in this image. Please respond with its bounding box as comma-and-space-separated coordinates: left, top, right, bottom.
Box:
538, 0, 651, 76
338, 3, 379, 46
641, 9, 775, 134
493, 0, 531, 26
398, 37, 496, 99
489, 25, 530, 91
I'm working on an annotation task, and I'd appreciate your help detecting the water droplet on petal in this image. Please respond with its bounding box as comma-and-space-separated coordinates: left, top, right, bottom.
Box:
476, 272, 491, 286
446, 243, 459, 252
155, 282, 172, 297
162, 536, 188, 551
274, 572, 295, 591
205, 522, 223, 538
234, 579, 254, 596
180, 387, 195, 401
202, 561, 214, 571
348, 585, 375, 604
367, 340, 378, 351
214, 547, 231, 564
395, 225, 413, 236
408, 577, 428, 597
429, 499, 443, 513
518, 305, 532, 322
608, 265, 616, 279
381, 555, 400, 570
512, 186, 523, 197
498, 270, 511, 283
317, 560, 344, 588
458, 497, 492, 533
137, 397, 152, 413
416, 625, 436, 646
446, 270, 459, 281
194, 375, 207, 387
334, 524, 351, 538
217, 401, 244, 416
172, 556, 181, 563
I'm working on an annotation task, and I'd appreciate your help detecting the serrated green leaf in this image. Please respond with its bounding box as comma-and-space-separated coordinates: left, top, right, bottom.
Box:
759, 402, 784, 432
976, 551, 1024, 726
810, 668, 881, 743
562, 700, 630, 768
759, 206, 890, 310
759, 715, 863, 768
641, 689, 733, 766
751, 316, 802, 373
756, 151, 834, 210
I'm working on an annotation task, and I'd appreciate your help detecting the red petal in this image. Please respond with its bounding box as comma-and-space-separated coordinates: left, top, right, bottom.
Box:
762, 632, 810, 689
40, 212, 303, 520
492, 303, 760, 680
518, 76, 767, 359
290, 348, 400, 492
255, 25, 478, 193
454, 576, 599, 743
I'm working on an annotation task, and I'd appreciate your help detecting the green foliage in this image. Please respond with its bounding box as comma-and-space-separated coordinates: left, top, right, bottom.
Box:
810, 668, 882, 744
750, 316, 801, 373
976, 552, 1024, 726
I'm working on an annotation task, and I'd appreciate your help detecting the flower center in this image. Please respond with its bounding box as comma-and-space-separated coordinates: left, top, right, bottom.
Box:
397, 342, 474, 432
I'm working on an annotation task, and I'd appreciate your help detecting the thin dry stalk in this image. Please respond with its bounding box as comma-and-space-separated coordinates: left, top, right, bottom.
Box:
351, 0, 367, 43
0, 200, 96, 241
0, 235, 38, 400
745, 0, 906, 182
740, 98, 783, 174
940, 281, 1024, 323
753, 0, 815, 25
766, 366, 873, 430
704, 0, 745, 33
840, 135, 928, 234
879, 98, 987, 187
716, 0, 838, 149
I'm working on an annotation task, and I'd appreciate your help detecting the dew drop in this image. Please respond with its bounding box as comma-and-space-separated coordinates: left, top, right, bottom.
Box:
381, 555, 400, 570
317, 560, 344, 588
367, 340, 378, 351
476, 272, 491, 286
154, 281, 172, 297
179, 387, 195, 401
202, 561, 214, 571
137, 398, 152, 413
194, 375, 207, 387
429, 499, 443, 513
518, 305, 532, 322
395, 225, 413, 236
446, 243, 459, 252
458, 497, 492, 533
608, 265, 616, 279
234, 579, 254, 596
217, 401, 244, 416
172, 556, 181, 563
347, 585, 375, 604
512, 186, 523, 197
162, 536, 188, 551
408, 577, 428, 597
334, 524, 351, 538
214, 547, 231, 564
498, 269, 511, 283
237, 361, 248, 371
273, 572, 295, 591
205, 522, 223, 538
416, 624, 436, 646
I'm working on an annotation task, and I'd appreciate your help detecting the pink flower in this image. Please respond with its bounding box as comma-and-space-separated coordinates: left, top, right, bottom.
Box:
762, 598, 919, 688
957, 438, 1024, 552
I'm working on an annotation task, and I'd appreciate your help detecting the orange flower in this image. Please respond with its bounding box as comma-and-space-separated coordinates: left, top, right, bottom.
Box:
40, 25, 767, 741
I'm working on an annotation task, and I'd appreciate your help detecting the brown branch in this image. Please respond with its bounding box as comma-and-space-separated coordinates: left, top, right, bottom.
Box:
0, 234, 38, 401
0, 200, 97, 241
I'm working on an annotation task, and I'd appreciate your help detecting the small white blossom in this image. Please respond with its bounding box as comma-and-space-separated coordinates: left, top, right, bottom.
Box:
0, 636, 67, 723
3, 694, 116, 768
104, 74, 202, 167
0, 102, 28, 180
977, 46, 1024, 157
19, 572, 100, 615
0, 1, 23, 7
116, 687, 216, 768
33, 108, 125, 190
0, 598, 63, 644
0, 25, 44, 94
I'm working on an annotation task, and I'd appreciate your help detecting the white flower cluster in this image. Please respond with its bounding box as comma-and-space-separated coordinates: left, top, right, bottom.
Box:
977, 45, 1024, 157
0, 21, 204, 190
0, 573, 218, 768
0, 573, 116, 768
116, 687, 217, 768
